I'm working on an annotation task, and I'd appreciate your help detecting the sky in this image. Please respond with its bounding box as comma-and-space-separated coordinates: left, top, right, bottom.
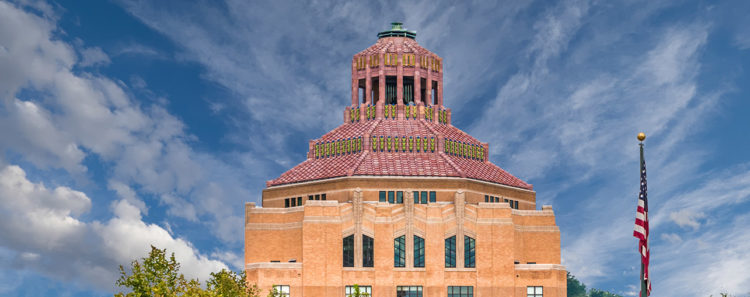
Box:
0, 0, 749, 296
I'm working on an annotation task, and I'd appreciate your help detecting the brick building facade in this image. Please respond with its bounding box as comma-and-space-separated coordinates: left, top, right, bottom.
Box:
245, 23, 566, 297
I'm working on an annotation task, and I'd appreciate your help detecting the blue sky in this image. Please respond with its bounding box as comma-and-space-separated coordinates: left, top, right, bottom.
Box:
0, 0, 749, 296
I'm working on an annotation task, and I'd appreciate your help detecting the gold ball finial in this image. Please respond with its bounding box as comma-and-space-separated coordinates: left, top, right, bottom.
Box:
637, 132, 646, 142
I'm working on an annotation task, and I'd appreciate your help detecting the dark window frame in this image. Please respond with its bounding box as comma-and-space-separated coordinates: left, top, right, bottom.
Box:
414, 235, 425, 268
394, 235, 406, 267
464, 235, 475, 268
363, 235, 374, 267
343, 235, 354, 267
445, 235, 456, 268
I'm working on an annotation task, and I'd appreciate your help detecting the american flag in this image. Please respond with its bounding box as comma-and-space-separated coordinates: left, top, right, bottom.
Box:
633, 148, 651, 297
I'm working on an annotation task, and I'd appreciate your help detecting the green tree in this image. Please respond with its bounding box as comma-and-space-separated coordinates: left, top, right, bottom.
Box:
589, 288, 623, 297
567, 272, 587, 297
207, 269, 259, 297
115, 245, 203, 297
349, 284, 370, 297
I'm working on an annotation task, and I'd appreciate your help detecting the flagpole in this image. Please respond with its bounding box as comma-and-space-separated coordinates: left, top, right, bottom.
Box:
638, 132, 647, 297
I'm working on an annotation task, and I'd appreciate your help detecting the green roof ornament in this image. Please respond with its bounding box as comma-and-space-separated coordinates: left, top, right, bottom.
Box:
378, 22, 416, 39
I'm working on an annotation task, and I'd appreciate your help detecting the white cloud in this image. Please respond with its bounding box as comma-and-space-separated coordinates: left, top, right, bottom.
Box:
0, 1, 258, 247
668, 209, 705, 230
79, 46, 110, 67
0, 164, 227, 290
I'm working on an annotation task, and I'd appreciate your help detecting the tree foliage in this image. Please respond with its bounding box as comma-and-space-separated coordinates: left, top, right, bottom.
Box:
115, 245, 259, 297
567, 272, 623, 297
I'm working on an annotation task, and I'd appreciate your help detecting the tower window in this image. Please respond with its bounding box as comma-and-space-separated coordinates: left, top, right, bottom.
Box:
388, 191, 395, 204
403, 76, 414, 105
386, 76, 397, 104
420, 191, 428, 204
414, 235, 425, 268
394, 235, 406, 267
464, 236, 475, 268
363, 235, 374, 267
445, 235, 456, 268
343, 235, 354, 267
432, 81, 438, 105
379, 191, 386, 202
397, 191, 404, 203
284, 199, 290, 208
297, 197, 302, 206
290, 198, 296, 207
429, 191, 436, 203
413, 191, 419, 204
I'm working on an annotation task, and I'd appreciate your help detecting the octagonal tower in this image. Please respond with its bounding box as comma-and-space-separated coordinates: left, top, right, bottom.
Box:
245, 23, 566, 297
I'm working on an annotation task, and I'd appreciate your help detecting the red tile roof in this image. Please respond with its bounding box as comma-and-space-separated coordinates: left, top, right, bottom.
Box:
267, 118, 532, 190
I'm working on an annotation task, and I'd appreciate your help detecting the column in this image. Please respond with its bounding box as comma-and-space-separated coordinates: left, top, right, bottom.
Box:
414, 68, 421, 105
351, 56, 358, 106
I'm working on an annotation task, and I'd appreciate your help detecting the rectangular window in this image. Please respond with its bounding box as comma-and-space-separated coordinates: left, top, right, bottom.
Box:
485, 195, 489, 203
290, 198, 296, 207
429, 191, 436, 203
414, 235, 425, 268
448, 286, 474, 297
315, 194, 320, 200
397, 191, 404, 203
345, 285, 372, 297
397, 286, 423, 297
388, 191, 395, 204
343, 235, 354, 267
308, 195, 313, 200
380, 191, 387, 202
386, 76, 397, 105
464, 236, 475, 268
272, 285, 290, 297
515, 200, 519, 209
285, 199, 290, 208
363, 235, 374, 267
394, 235, 406, 267
322, 194, 326, 200
297, 197, 302, 206
445, 236, 456, 268
527, 286, 543, 297
413, 191, 419, 204
420, 191, 427, 204
508, 199, 513, 208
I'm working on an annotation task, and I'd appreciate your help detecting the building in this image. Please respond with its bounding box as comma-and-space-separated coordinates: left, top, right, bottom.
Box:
245, 23, 566, 297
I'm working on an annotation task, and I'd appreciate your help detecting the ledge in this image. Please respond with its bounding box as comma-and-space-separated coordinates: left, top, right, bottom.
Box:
342, 267, 376, 272
444, 268, 477, 272
514, 264, 566, 271
245, 262, 302, 270
393, 267, 427, 272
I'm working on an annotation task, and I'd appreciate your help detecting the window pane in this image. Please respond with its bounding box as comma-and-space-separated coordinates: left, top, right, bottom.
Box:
528, 287, 535, 294
515, 200, 519, 209
379, 191, 386, 202
290, 198, 296, 207
322, 193, 326, 200
464, 236, 475, 268
388, 191, 395, 203
485, 195, 489, 202
537, 287, 543, 294
297, 197, 302, 206
315, 194, 320, 200
414, 235, 425, 267
308, 195, 313, 200
445, 236, 456, 268
421, 191, 427, 204
413, 191, 419, 204
429, 191, 436, 203
363, 235, 374, 267
343, 235, 354, 267
285, 199, 289, 208
397, 191, 403, 203
394, 235, 406, 267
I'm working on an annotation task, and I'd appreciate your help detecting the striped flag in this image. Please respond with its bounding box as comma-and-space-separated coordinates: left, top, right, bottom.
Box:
633, 142, 651, 297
